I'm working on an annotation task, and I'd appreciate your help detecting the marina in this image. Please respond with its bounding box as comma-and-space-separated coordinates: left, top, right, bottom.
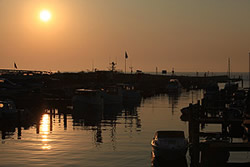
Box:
0, 70, 249, 166
1, 1, 250, 166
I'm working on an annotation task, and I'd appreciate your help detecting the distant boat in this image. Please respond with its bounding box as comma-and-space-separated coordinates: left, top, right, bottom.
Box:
224, 82, 238, 92
72, 89, 104, 113
117, 84, 141, 105
0, 78, 42, 107
166, 79, 182, 93
151, 131, 188, 160
101, 86, 123, 105
0, 78, 25, 96
0, 100, 17, 119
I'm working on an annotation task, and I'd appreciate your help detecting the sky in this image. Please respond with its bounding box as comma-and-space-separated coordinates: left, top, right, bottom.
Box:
0, 0, 250, 72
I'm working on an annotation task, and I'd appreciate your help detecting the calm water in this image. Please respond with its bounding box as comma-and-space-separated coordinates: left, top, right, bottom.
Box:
0, 90, 203, 167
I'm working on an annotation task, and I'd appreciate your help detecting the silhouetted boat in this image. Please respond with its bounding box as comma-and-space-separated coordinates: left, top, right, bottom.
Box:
0, 77, 43, 108
0, 78, 27, 98
72, 89, 104, 113
166, 79, 182, 93
0, 100, 17, 119
117, 84, 141, 105
224, 82, 238, 92
151, 131, 188, 160
101, 86, 123, 105
204, 82, 219, 100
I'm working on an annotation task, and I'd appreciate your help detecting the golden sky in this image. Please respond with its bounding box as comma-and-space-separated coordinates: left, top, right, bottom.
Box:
0, 0, 250, 72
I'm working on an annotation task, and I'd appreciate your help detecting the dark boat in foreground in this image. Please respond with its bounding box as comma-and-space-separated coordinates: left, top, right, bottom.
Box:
151, 131, 188, 160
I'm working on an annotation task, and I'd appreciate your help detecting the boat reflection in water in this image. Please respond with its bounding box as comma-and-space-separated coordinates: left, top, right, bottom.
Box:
0, 100, 44, 140
0, 89, 142, 162
72, 94, 142, 147
151, 154, 188, 167
72, 88, 104, 144
72, 110, 103, 144
0, 120, 17, 140
167, 91, 181, 115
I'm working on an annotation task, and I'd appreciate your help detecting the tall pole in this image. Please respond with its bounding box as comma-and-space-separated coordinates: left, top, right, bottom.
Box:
228, 58, 230, 79
92, 60, 94, 72
125, 51, 128, 74
125, 58, 126, 74
249, 52, 250, 88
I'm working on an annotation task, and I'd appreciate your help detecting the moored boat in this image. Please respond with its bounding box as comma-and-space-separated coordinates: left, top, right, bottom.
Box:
72, 89, 104, 113
101, 86, 123, 105
166, 79, 182, 93
151, 131, 188, 160
117, 84, 141, 105
0, 100, 17, 119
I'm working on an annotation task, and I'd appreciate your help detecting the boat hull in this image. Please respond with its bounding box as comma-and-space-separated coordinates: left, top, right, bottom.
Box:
72, 95, 104, 113
152, 145, 187, 160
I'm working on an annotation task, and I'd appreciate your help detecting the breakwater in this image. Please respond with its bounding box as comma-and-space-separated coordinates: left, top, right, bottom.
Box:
1, 70, 240, 98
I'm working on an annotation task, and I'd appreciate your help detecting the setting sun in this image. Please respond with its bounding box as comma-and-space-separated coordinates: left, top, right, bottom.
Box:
40, 10, 51, 22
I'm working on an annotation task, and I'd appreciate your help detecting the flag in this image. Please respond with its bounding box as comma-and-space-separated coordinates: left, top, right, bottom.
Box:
14, 62, 17, 69
125, 51, 128, 59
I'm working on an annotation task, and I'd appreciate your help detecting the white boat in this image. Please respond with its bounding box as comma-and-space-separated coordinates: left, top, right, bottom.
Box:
151, 131, 188, 160
166, 79, 182, 93
0, 100, 17, 119
72, 89, 104, 113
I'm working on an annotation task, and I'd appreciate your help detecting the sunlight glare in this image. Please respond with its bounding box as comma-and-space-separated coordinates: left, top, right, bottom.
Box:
40, 114, 52, 150
40, 114, 50, 134
40, 10, 51, 22
42, 144, 51, 150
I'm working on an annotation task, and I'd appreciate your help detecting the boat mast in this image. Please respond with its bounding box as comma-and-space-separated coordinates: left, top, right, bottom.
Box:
228, 58, 231, 85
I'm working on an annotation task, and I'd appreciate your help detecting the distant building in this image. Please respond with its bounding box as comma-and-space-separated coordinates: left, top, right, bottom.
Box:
136, 70, 143, 74
162, 70, 167, 75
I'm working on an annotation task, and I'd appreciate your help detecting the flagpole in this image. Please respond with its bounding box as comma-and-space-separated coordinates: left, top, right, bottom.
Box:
249, 52, 250, 88
125, 57, 126, 74
125, 51, 128, 74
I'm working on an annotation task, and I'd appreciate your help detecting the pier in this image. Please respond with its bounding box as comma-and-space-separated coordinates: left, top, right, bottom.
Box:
186, 101, 250, 167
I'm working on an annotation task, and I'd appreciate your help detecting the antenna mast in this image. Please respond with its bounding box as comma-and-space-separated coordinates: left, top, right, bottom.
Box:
228, 58, 231, 79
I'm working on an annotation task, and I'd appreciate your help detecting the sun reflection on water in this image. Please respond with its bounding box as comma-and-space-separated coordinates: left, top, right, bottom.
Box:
42, 144, 51, 150
40, 114, 51, 150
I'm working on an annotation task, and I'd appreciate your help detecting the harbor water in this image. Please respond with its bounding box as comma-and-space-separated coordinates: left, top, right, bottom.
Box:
0, 90, 202, 167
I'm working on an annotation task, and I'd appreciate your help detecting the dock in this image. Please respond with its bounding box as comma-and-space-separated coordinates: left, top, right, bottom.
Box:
186, 101, 250, 167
